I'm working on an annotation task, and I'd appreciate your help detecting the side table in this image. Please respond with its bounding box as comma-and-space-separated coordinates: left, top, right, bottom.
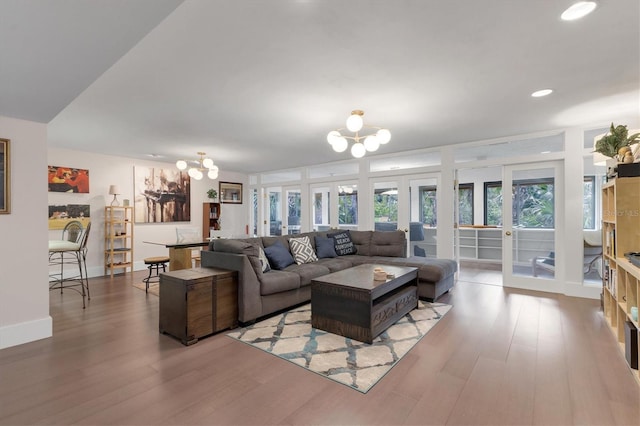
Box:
159, 267, 238, 345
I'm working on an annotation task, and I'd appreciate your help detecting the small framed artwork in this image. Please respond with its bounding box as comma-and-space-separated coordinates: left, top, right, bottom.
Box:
0, 138, 9, 214
220, 181, 243, 204
48, 165, 90, 193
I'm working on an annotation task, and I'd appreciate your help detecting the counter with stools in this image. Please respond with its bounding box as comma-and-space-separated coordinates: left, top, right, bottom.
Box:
143, 256, 170, 292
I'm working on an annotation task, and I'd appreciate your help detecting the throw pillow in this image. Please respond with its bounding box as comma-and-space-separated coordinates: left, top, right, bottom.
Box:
328, 230, 357, 256
314, 235, 337, 258
289, 236, 319, 265
263, 240, 295, 270
257, 246, 271, 272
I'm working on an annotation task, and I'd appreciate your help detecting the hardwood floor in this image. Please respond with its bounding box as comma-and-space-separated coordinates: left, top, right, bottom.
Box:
1, 270, 638, 425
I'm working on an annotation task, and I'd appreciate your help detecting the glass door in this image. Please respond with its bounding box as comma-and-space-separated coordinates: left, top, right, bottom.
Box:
372, 180, 399, 231
337, 182, 358, 230
503, 162, 561, 291
283, 186, 301, 235
266, 186, 282, 236
310, 182, 358, 232
408, 175, 439, 257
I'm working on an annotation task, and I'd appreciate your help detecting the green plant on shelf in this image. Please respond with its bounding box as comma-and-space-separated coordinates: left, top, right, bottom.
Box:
594, 123, 640, 161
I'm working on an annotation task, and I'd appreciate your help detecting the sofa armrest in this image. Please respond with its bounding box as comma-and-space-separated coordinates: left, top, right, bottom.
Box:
200, 250, 261, 323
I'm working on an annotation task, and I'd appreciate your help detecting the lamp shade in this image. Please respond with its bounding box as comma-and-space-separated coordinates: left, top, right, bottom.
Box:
108, 185, 120, 195
346, 113, 364, 132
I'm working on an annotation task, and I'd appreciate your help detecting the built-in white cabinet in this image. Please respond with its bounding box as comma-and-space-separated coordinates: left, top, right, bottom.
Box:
456, 227, 554, 264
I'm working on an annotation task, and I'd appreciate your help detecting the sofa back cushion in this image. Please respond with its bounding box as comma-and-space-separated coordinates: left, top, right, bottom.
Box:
211, 239, 264, 278
370, 230, 406, 257
349, 230, 372, 256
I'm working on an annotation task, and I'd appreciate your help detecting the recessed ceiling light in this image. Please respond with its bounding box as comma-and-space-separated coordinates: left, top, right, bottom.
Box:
561, 1, 597, 21
531, 89, 553, 98
147, 153, 164, 158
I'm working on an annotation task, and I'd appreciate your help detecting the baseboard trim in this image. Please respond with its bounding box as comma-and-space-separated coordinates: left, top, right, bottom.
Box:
564, 281, 601, 299
0, 316, 52, 350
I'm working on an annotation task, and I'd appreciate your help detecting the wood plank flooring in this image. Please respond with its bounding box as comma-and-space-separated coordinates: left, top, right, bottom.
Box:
1, 271, 638, 425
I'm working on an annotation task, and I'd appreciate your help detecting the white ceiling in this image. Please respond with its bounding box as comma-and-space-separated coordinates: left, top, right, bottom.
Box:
1, 0, 638, 174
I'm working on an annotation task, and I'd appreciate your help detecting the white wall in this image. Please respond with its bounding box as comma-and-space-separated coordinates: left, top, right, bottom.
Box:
47, 148, 249, 277
0, 144, 247, 350
0, 116, 51, 349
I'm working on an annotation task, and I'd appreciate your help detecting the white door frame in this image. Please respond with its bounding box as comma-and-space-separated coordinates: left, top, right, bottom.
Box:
502, 160, 563, 293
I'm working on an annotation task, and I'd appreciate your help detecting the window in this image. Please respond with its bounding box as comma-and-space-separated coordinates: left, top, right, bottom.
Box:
484, 178, 554, 228
484, 181, 503, 225
418, 186, 437, 226
583, 176, 596, 229
373, 186, 398, 223
338, 185, 358, 225
458, 183, 474, 226
251, 188, 258, 236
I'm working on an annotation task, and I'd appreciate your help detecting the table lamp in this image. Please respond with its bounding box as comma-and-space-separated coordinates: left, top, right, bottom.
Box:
109, 185, 120, 206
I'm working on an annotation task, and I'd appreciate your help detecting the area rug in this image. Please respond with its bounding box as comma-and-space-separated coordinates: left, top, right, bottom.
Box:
227, 301, 451, 393
132, 281, 159, 296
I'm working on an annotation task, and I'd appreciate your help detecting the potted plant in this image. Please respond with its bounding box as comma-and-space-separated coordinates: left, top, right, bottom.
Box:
206, 188, 218, 200
594, 123, 640, 163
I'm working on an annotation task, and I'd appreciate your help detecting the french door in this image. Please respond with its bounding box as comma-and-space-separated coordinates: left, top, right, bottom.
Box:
370, 174, 440, 257
502, 161, 562, 292
310, 181, 358, 231
265, 186, 301, 236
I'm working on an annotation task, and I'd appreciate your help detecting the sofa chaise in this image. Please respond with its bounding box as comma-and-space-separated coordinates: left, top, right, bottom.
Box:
200, 230, 457, 324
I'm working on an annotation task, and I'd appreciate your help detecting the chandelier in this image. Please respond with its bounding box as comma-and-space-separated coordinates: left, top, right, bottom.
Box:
176, 152, 219, 180
327, 110, 391, 158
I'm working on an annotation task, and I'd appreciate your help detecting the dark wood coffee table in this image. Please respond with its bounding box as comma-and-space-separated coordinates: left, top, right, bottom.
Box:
311, 264, 418, 343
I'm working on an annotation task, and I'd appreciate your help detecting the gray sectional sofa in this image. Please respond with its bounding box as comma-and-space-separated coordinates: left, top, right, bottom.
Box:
200, 230, 457, 324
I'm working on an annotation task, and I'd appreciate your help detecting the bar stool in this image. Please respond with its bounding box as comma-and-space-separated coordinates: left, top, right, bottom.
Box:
49, 221, 91, 308
143, 256, 170, 292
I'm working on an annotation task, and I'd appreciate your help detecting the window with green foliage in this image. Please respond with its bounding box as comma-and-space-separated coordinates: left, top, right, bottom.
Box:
287, 191, 301, 221
417, 184, 472, 227
484, 179, 554, 227
338, 191, 358, 225
458, 183, 474, 225
418, 186, 437, 226
374, 188, 398, 222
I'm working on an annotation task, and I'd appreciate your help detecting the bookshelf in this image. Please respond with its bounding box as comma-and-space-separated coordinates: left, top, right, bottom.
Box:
104, 206, 134, 277
601, 176, 640, 382
202, 202, 221, 239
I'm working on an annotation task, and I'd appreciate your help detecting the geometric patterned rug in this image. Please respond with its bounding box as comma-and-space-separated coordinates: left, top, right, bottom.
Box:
227, 301, 451, 393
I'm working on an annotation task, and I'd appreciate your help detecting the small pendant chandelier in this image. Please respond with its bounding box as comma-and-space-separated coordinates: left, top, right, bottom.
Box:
327, 110, 391, 158
175, 152, 219, 180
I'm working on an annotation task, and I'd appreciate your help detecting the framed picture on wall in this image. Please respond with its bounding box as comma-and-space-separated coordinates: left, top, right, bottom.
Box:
133, 166, 191, 223
48, 165, 90, 193
220, 181, 243, 204
0, 138, 9, 214
48, 204, 91, 230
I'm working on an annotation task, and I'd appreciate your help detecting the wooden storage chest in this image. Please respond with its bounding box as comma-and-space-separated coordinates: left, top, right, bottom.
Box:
159, 267, 238, 345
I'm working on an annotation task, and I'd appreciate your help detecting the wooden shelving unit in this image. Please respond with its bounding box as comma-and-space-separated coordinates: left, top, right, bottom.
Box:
456, 227, 554, 264
601, 176, 640, 383
104, 206, 134, 277
202, 202, 221, 239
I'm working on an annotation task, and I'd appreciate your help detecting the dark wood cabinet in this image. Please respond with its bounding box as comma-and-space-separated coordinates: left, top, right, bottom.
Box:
202, 202, 221, 239
159, 267, 237, 345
